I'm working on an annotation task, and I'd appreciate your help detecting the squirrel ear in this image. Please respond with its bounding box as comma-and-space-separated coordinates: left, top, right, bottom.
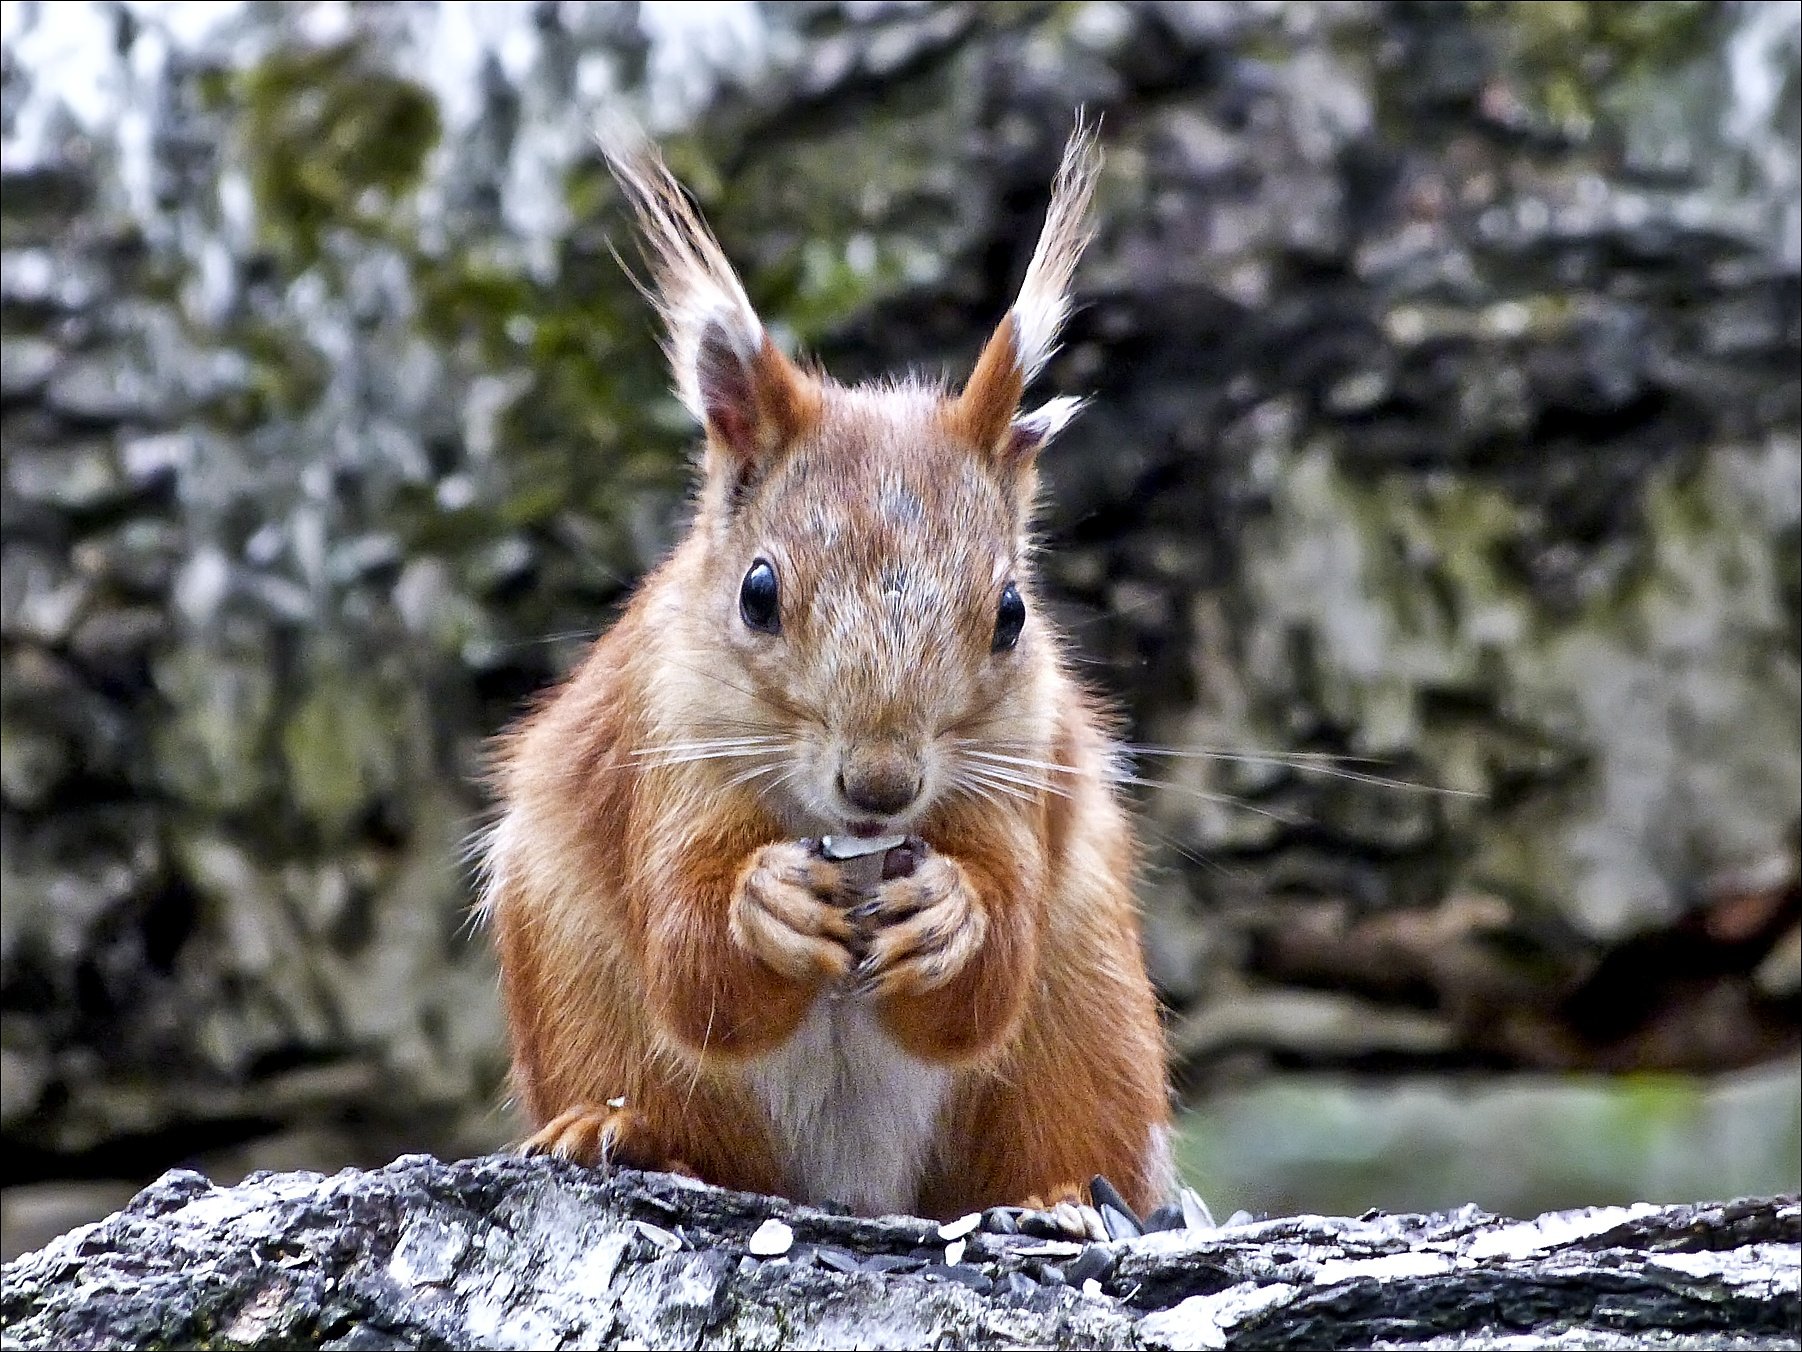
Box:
600, 125, 820, 475
948, 118, 1100, 461
1006, 395, 1087, 460
693, 318, 821, 468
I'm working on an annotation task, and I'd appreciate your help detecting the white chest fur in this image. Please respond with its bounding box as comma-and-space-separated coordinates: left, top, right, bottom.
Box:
745, 998, 950, 1216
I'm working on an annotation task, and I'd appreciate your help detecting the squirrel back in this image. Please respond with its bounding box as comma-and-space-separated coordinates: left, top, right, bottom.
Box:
483, 122, 1173, 1219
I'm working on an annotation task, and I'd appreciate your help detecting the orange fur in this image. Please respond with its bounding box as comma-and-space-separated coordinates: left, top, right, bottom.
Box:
952, 314, 1029, 454
485, 121, 1172, 1219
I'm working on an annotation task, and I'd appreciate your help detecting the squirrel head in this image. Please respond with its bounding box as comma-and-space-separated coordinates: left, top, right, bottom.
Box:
603, 122, 1100, 836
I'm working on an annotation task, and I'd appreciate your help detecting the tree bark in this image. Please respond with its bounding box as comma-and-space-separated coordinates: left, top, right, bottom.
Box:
2, 0, 1797, 1243
2, 1155, 1796, 1350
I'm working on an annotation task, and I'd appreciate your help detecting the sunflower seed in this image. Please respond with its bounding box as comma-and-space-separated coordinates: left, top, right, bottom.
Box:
1050, 1202, 1086, 1237
1065, 1244, 1114, 1286
815, 1246, 860, 1273
944, 1238, 966, 1265
633, 1221, 682, 1252
938, 1212, 981, 1240
1223, 1209, 1255, 1229
983, 1209, 1019, 1235
1099, 1204, 1141, 1241
881, 842, 921, 879
1179, 1187, 1216, 1231
747, 1218, 793, 1256
1088, 1175, 1139, 1229
1020, 1209, 1068, 1239
1141, 1203, 1185, 1233
821, 834, 908, 859
1014, 1240, 1083, 1258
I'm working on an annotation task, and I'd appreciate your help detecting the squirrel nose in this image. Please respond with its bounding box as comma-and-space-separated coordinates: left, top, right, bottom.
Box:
837, 746, 923, 817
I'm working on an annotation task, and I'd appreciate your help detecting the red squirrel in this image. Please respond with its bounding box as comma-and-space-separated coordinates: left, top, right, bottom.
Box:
481, 121, 1173, 1220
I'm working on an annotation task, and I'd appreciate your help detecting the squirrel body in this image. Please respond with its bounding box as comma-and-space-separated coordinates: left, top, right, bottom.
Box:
484, 125, 1173, 1219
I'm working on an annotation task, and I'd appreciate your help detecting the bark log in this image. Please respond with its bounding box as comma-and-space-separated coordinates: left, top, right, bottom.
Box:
2, 0, 1798, 1248
2, 1155, 1796, 1351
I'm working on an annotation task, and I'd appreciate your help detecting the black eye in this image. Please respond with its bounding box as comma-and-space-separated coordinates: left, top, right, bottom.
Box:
992, 581, 1025, 652
739, 559, 780, 634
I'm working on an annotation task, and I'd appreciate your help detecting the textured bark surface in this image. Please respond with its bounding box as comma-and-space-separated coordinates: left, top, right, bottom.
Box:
1, 0, 1797, 1242
1, 1156, 1797, 1351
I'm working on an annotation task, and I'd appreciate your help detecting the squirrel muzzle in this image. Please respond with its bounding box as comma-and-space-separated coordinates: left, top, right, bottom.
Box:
836, 739, 925, 820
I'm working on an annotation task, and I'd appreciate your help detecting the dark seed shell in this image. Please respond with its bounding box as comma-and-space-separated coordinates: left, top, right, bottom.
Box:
1099, 1203, 1141, 1241
1088, 1175, 1139, 1229
882, 839, 922, 880
1141, 1203, 1185, 1233
1064, 1244, 1115, 1286
1179, 1188, 1215, 1231
1019, 1211, 1060, 1239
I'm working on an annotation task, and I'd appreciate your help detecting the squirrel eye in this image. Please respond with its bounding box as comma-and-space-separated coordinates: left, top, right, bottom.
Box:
992, 581, 1025, 652
739, 559, 781, 634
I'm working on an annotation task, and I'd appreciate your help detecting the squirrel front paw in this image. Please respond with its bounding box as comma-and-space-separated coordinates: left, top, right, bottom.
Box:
848, 847, 987, 998
730, 840, 859, 984
520, 1103, 695, 1177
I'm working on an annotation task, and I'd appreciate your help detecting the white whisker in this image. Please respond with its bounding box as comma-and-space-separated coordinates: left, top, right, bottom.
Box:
965, 736, 1476, 798
1108, 773, 1309, 827
631, 736, 786, 757
943, 776, 1011, 813
635, 747, 787, 769
1122, 745, 1479, 796
972, 769, 1070, 799
724, 761, 787, 790
1123, 743, 1390, 766
953, 765, 1059, 804
959, 748, 1083, 776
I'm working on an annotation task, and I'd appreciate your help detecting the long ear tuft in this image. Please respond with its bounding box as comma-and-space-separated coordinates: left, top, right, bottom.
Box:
597, 123, 818, 470
1010, 117, 1101, 385
951, 118, 1101, 458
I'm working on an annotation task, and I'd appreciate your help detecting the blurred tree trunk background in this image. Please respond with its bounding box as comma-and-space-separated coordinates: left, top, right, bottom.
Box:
2, 1, 1797, 1257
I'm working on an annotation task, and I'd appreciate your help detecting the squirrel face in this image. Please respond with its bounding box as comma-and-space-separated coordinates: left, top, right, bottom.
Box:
697, 386, 1048, 835
606, 123, 1100, 835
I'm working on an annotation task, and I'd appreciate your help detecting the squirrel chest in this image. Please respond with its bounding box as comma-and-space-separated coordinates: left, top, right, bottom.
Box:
748, 998, 951, 1215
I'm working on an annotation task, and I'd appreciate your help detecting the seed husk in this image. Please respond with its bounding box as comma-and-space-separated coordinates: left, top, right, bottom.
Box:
747, 1217, 794, 1256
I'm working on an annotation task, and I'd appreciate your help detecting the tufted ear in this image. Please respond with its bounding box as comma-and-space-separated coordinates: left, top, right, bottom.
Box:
947, 119, 1100, 464
1004, 394, 1087, 461
600, 127, 820, 495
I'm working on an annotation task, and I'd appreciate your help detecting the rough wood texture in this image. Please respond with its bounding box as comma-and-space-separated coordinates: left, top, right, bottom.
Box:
2, 1155, 1795, 1350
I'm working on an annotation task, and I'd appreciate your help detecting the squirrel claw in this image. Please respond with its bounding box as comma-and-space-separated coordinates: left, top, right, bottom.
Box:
520, 1104, 687, 1175
1017, 1185, 1103, 1240
848, 957, 880, 999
